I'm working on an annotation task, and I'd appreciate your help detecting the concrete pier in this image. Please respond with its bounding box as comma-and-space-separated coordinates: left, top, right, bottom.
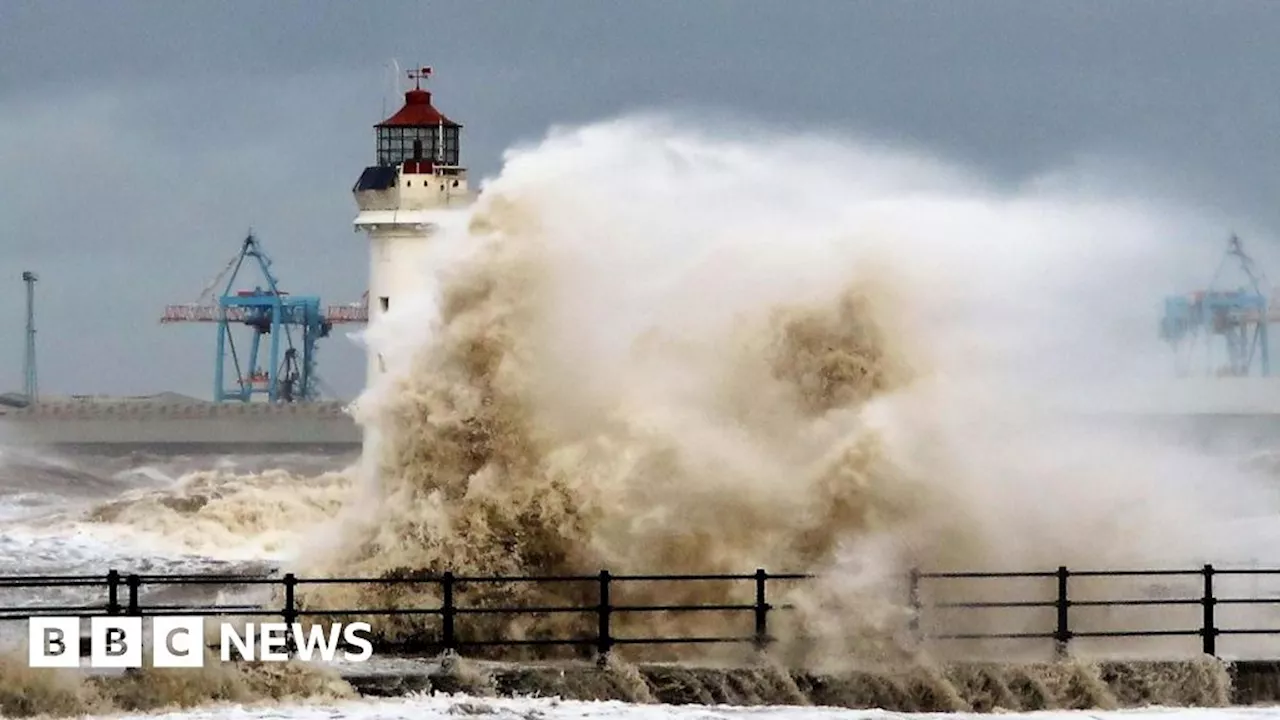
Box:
0, 393, 360, 451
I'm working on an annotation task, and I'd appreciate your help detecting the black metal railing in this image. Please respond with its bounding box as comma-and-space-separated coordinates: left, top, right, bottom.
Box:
909, 564, 1280, 657
7, 564, 1280, 659
0, 569, 811, 658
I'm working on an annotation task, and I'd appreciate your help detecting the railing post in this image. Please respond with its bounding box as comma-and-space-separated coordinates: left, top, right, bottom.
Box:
596, 570, 612, 665
1202, 563, 1217, 656
441, 571, 456, 653
908, 567, 921, 644
282, 573, 297, 655
126, 574, 140, 616
753, 568, 770, 651
1054, 566, 1071, 658
106, 570, 120, 615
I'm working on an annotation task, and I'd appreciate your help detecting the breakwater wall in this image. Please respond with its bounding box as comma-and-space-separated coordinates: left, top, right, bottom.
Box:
2, 654, 1273, 717
326, 656, 1280, 709
0, 398, 360, 449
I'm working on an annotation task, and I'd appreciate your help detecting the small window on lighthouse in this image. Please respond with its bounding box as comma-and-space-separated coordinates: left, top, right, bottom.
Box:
379, 296, 390, 312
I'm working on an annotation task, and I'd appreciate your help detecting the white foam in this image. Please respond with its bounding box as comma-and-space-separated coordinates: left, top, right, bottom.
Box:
63, 694, 1280, 720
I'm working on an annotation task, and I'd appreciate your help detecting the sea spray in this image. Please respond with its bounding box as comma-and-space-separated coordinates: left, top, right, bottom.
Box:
278, 115, 1280, 661
0, 115, 1277, 715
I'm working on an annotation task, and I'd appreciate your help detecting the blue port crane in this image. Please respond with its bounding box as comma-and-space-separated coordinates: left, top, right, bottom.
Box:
161, 233, 368, 402
1160, 234, 1277, 377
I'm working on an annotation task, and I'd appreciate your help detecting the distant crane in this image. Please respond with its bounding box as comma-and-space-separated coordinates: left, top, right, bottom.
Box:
1160, 234, 1279, 377
160, 233, 368, 402
21, 271, 37, 403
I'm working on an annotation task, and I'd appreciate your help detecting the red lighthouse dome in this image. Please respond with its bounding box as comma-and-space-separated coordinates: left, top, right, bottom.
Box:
379, 87, 456, 128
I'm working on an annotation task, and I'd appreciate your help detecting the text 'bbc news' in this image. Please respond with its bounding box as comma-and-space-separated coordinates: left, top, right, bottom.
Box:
28, 617, 374, 668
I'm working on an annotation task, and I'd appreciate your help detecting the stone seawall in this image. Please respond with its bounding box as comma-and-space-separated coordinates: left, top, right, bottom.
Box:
335, 656, 1280, 710
5, 655, 1279, 717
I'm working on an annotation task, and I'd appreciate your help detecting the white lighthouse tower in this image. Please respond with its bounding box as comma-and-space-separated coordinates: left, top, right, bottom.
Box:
353, 66, 475, 387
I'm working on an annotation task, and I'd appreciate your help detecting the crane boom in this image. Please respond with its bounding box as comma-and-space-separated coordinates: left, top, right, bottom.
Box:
161, 302, 368, 323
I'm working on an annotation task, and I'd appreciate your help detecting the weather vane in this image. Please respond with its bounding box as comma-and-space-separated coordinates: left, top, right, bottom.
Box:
408, 66, 433, 89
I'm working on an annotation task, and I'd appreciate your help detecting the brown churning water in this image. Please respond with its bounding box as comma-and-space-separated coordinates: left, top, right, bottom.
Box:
291, 116, 1280, 663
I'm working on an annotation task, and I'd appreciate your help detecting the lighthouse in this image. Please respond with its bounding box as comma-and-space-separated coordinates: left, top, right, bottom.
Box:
352, 66, 476, 387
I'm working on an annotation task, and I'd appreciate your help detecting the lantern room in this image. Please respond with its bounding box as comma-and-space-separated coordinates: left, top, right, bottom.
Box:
375, 67, 461, 167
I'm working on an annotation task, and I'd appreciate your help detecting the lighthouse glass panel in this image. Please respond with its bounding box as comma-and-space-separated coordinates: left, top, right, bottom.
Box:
441, 127, 460, 165
376, 126, 459, 166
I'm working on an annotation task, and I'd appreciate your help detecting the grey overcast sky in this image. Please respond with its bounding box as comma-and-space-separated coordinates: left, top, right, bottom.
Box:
2, 0, 1279, 400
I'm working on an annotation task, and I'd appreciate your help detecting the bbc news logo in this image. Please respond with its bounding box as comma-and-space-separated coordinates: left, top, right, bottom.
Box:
28, 617, 374, 667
